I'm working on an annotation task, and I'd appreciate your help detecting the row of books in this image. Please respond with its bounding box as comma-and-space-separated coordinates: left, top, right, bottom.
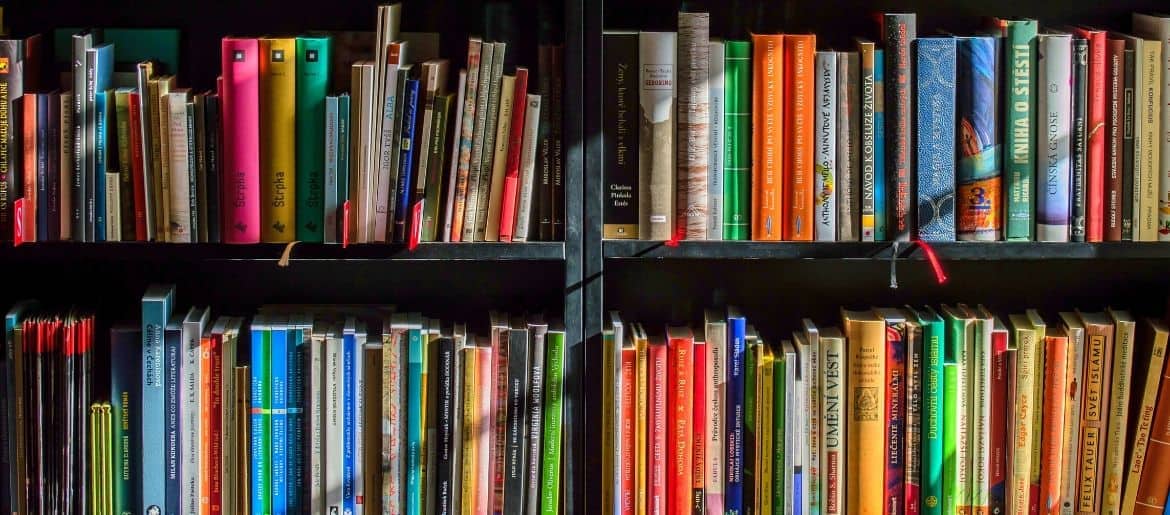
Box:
602, 12, 1170, 243
0, 286, 569, 515
0, 2, 566, 246
601, 306, 1170, 514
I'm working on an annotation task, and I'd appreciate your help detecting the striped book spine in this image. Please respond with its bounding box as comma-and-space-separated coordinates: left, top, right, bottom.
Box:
858, 40, 877, 241
677, 12, 711, 240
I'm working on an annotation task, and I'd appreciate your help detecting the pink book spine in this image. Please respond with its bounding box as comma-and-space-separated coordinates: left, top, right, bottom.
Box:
476, 346, 494, 515
221, 38, 261, 243
497, 68, 529, 242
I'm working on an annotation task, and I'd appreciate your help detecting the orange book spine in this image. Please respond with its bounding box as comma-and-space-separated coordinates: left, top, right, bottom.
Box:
751, 34, 784, 240
667, 330, 694, 515
1133, 357, 1170, 515
1040, 332, 1069, 514
199, 334, 214, 514
784, 34, 816, 241
620, 347, 637, 515
207, 332, 224, 513
22, 93, 36, 242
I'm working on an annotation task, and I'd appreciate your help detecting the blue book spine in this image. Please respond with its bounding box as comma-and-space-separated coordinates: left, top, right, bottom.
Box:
956, 36, 1001, 241
94, 91, 107, 241
271, 323, 288, 515
394, 79, 421, 242
251, 321, 269, 514
407, 326, 423, 515
794, 470, 803, 515
915, 37, 958, 241
141, 288, 172, 515
164, 322, 182, 515
725, 313, 747, 515
342, 331, 355, 515
287, 324, 304, 514
35, 94, 47, 242
873, 50, 887, 241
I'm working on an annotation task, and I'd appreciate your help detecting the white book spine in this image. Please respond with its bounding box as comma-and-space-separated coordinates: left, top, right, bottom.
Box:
972, 317, 993, 510
373, 63, 401, 242
106, 172, 121, 240
310, 328, 325, 513
1036, 34, 1073, 242
180, 312, 204, 514
784, 350, 796, 515
815, 51, 838, 241
324, 97, 339, 244
513, 95, 543, 242
708, 41, 726, 241
168, 94, 192, 242
443, 71, 468, 242
800, 326, 821, 515
325, 332, 344, 513
639, 31, 678, 241
705, 320, 726, 515
1132, 15, 1170, 240
797, 349, 811, 515
820, 334, 846, 514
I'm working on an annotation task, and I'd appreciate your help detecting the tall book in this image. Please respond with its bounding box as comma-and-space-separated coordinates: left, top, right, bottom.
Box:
1072, 28, 1107, 241
798, 320, 822, 515
1102, 310, 1136, 513
999, 19, 1039, 240
167, 90, 193, 242
882, 13, 916, 240
484, 74, 515, 242
88, 44, 114, 241
842, 309, 886, 514
785, 34, 815, 241
666, 326, 695, 515
540, 322, 566, 515
837, 51, 861, 241
819, 326, 847, 514
259, 38, 296, 243
1121, 318, 1169, 515
1105, 37, 1126, 241
956, 36, 1001, 241
1120, 39, 1137, 240
916, 37, 957, 241
426, 76, 460, 242
724, 40, 752, 241
505, 320, 531, 514
909, 306, 945, 515
692, 338, 707, 514
1007, 313, 1039, 515
677, 12, 710, 240
1132, 321, 1170, 515
751, 34, 784, 241
513, 95, 542, 242
814, 51, 838, 241
704, 310, 727, 515
1076, 311, 1116, 513
294, 36, 330, 243
709, 40, 726, 241
1130, 14, 1170, 241
726, 308, 747, 515
857, 40, 879, 241
141, 284, 174, 514
0, 39, 22, 242
410, 58, 449, 244
450, 39, 483, 242
1071, 37, 1089, 242
603, 315, 621, 514
180, 307, 209, 513
1132, 36, 1161, 241
875, 308, 908, 514
221, 38, 261, 243
639, 32, 676, 241
496, 67, 529, 243
463, 42, 497, 242
374, 44, 406, 243
393, 79, 420, 243
904, 313, 924, 515
472, 42, 507, 242
114, 88, 134, 240
71, 31, 98, 241
1037, 34, 1073, 241
109, 325, 141, 515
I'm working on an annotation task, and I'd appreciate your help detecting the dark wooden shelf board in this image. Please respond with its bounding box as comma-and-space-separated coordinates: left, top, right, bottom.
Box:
603, 240, 1170, 261
0, 241, 566, 262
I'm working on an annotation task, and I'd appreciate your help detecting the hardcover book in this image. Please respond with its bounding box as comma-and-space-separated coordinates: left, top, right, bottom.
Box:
221, 38, 261, 243
999, 19, 1039, 240
1131, 14, 1170, 240
858, 40, 878, 241
1105, 37, 1126, 241
837, 51, 861, 242
956, 36, 1001, 241
915, 37, 957, 242
1073, 28, 1107, 242
785, 34, 816, 241
677, 13, 710, 240
294, 36, 330, 243
814, 51, 838, 241
882, 13, 917, 241
1037, 34, 1073, 241
1071, 37, 1089, 242
638, 32, 676, 241
259, 38, 297, 243
842, 309, 886, 515
751, 34, 784, 241
724, 40, 752, 241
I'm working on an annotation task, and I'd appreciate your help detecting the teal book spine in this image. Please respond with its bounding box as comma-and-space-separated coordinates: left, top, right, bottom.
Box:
337, 93, 351, 212
294, 36, 331, 242
540, 327, 566, 515
1003, 20, 1038, 241
724, 40, 751, 240
250, 318, 271, 515
95, 90, 108, 241
920, 310, 946, 515
140, 285, 173, 515
407, 324, 423, 515
287, 322, 305, 513
110, 325, 142, 515
874, 49, 887, 241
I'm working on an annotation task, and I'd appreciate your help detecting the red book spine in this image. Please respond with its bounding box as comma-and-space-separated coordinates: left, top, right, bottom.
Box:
491, 328, 510, 514
208, 332, 223, 512
667, 332, 694, 515
885, 326, 906, 515
620, 347, 637, 515
498, 68, 529, 242
691, 341, 706, 515
220, 37, 261, 243
649, 342, 668, 515
128, 92, 148, 241
989, 328, 1011, 514
1104, 38, 1126, 241
1077, 29, 1107, 242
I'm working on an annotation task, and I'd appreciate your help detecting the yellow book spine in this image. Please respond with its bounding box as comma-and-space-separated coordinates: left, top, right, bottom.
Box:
484, 75, 515, 241
260, 38, 297, 242
461, 348, 479, 515
1103, 314, 1136, 512
154, 77, 174, 242
1027, 313, 1047, 512
758, 351, 775, 515
1121, 320, 1169, 515
1138, 42, 1162, 241
844, 311, 887, 515
635, 335, 649, 515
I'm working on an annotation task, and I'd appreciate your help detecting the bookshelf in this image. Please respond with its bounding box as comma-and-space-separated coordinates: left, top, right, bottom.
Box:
0, 0, 586, 513
582, 0, 1170, 513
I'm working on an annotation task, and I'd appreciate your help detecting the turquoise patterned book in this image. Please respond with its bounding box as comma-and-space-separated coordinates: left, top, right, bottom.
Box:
915, 37, 957, 241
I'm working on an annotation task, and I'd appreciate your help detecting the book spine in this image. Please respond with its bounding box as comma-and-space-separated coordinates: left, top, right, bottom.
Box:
98, 91, 114, 241
141, 294, 170, 514
726, 316, 746, 515
886, 325, 907, 515
1132, 342, 1170, 515
859, 42, 877, 241
785, 34, 816, 241
504, 329, 530, 515
1072, 38, 1089, 242
59, 92, 72, 241
425, 91, 456, 242
1122, 48, 1136, 240
942, 363, 960, 514
989, 329, 1011, 515
476, 345, 494, 514
474, 44, 507, 242
905, 323, 923, 515
85, 46, 107, 242
21, 93, 34, 243
1083, 32, 1107, 241
1037, 35, 1073, 241
434, 336, 454, 515
883, 14, 916, 241
324, 334, 343, 513
1103, 317, 1136, 513
1122, 323, 1168, 514
845, 315, 886, 515
295, 36, 330, 243
758, 352, 775, 515
325, 96, 339, 243
164, 324, 182, 515
115, 91, 133, 240
705, 328, 726, 515
1060, 324, 1085, 515
514, 95, 542, 242
1138, 42, 1162, 241
221, 38, 261, 243
205, 93, 222, 243
152, 78, 170, 242
603, 328, 619, 514
383, 329, 404, 514
460, 347, 479, 514
1040, 335, 1069, 513
337, 94, 351, 240
837, 51, 861, 241
724, 40, 752, 241
451, 40, 483, 242
110, 327, 142, 515
921, 318, 944, 515
251, 323, 271, 515
814, 51, 838, 241
260, 38, 297, 243
874, 51, 887, 241
677, 13, 711, 240
183, 317, 205, 514
692, 341, 707, 515
1078, 322, 1114, 513
708, 41, 725, 241
668, 335, 694, 515
71, 34, 89, 240
751, 34, 783, 241
773, 351, 788, 512
272, 326, 290, 514
621, 348, 637, 515
497, 69, 529, 242
821, 334, 847, 515
34, 94, 46, 242
464, 43, 495, 242
167, 94, 192, 242
648, 343, 668, 515
1106, 40, 1125, 241
1004, 20, 1038, 240
956, 36, 1001, 241
972, 322, 993, 510
0, 40, 21, 242
744, 345, 757, 515
407, 327, 423, 515
134, 63, 155, 241
639, 32, 677, 241
342, 331, 356, 513
524, 327, 547, 515
393, 80, 420, 242
916, 37, 958, 242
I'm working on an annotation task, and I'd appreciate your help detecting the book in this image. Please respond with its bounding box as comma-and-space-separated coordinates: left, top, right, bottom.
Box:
942, 306, 974, 514
259, 38, 296, 243
759, 344, 776, 514
667, 326, 694, 515
1040, 326, 1070, 512
1130, 14, 1170, 240
540, 322, 565, 515
819, 325, 847, 514
1106, 37, 1126, 241
603, 316, 621, 514
472, 42, 507, 242
1121, 41, 1137, 240
1121, 318, 1169, 515
484, 75, 515, 242
1072, 37, 1089, 242
427, 75, 460, 242
638, 32, 676, 241
1059, 313, 1087, 515
677, 12, 710, 240
540, 43, 565, 241
71, 31, 97, 241
798, 320, 822, 515
752, 34, 784, 241
709, 40, 726, 241
496, 68, 528, 243
0, 39, 22, 243
513, 95, 542, 243
1102, 310, 1137, 513
87, 44, 114, 242
905, 313, 924, 515
450, 39, 483, 242
837, 51, 861, 242
410, 59, 448, 244
876, 308, 908, 513
221, 38, 261, 243
724, 40, 751, 241
463, 42, 496, 242
916, 37, 957, 242
525, 319, 548, 515
1037, 33, 1073, 241
294, 36, 330, 243
999, 19, 1038, 240
842, 308, 886, 514
857, 39, 879, 241
704, 311, 727, 515
393, 79, 420, 243
112, 89, 132, 240
1077, 311, 1116, 513
956, 35, 1001, 241
1133, 320, 1170, 515
883, 13, 916, 241
785, 34, 816, 241
140, 285, 174, 514
166, 90, 192, 242
909, 306, 945, 515
814, 51, 838, 241
744, 333, 758, 514
1073, 28, 1107, 241
726, 308, 747, 515
1134, 36, 1161, 241
180, 308, 209, 513
373, 43, 406, 244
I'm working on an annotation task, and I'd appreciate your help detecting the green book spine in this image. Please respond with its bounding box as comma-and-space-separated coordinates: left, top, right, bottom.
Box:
338, 93, 351, 205
944, 312, 971, 513
724, 40, 752, 240
743, 342, 757, 513
294, 36, 331, 242
1003, 20, 1038, 240
942, 363, 959, 515
540, 328, 565, 515
422, 94, 453, 242
920, 311, 946, 515
772, 350, 786, 511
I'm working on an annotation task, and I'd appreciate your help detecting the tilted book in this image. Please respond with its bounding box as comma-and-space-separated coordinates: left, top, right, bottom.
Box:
1120, 318, 1168, 515
220, 38, 261, 243
956, 36, 1001, 241
1058, 313, 1086, 515
915, 37, 957, 242
1102, 310, 1137, 513
1131, 322, 1170, 515
677, 12, 710, 240
638, 32, 676, 241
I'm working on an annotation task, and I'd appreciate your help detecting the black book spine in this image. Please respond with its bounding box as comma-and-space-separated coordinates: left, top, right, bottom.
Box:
603, 33, 639, 239
435, 336, 455, 515
119, 95, 136, 241
45, 94, 60, 242
523, 324, 546, 515
1121, 48, 1136, 240
536, 45, 554, 242
192, 96, 207, 243
1071, 38, 1088, 242
883, 13, 916, 241
84, 47, 97, 242
186, 102, 199, 241
0, 40, 23, 243
205, 94, 221, 243
35, 94, 48, 242
503, 325, 530, 515
550, 45, 564, 241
